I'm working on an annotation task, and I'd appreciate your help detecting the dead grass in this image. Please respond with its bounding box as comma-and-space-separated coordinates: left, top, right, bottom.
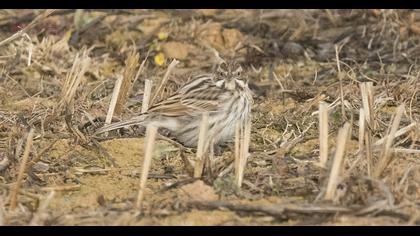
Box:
0, 9, 419, 226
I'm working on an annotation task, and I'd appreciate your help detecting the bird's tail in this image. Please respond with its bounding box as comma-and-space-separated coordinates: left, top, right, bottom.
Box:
94, 115, 147, 135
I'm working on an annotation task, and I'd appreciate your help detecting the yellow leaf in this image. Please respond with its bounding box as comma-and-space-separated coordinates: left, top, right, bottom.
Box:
157, 32, 168, 41
63, 29, 74, 42
154, 52, 166, 66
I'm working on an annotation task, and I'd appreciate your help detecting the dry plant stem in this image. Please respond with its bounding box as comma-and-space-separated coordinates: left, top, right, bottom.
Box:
325, 122, 351, 201
114, 51, 140, 116
373, 105, 404, 178
141, 79, 153, 113
325, 9, 337, 26
29, 191, 55, 226
364, 131, 373, 176
236, 118, 251, 188
188, 200, 351, 218
360, 82, 374, 129
359, 82, 374, 176
393, 148, 420, 154
23, 33, 33, 66
358, 108, 365, 152
242, 119, 251, 163
366, 83, 375, 129
150, 59, 179, 105
61, 50, 90, 106
234, 122, 240, 178
358, 108, 372, 175
0, 183, 41, 201
9, 128, 35, 210
0, 9, 55, 47
335, 45, 345, 120
135, 124, 158, 209
208, 139, 215, 170
374, 122, 417, 146
194, 113, 209, 178
0, 197, 4, 226
235, 121, 244, 187
133, 51, 150, 87
319, 102, 329, 167
105, 75, 124, 124
40, 185, 80, 192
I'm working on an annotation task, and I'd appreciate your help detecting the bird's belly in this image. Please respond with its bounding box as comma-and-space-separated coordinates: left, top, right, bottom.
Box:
164, 94, 251, 148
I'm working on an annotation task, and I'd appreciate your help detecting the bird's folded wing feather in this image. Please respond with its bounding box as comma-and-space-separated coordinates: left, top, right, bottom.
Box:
148, 85, 225, 116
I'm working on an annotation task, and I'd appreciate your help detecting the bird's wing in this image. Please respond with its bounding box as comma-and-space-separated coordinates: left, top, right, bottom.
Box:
180, 85, 225, 112
147, 81, 226, 117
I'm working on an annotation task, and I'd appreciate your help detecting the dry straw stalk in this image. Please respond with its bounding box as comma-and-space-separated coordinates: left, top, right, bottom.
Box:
105, 75, 124, 124
319, 102, 329, 167
373, 104, 405, 178
325, 122, 351, 200
235, 118, 252, 188
150, 59, 179, 105
114, 51, 140, 116
135, 124, 158, 209
194, 113, 210, 178
141, 79, 153, 113
9, 128, 35, 210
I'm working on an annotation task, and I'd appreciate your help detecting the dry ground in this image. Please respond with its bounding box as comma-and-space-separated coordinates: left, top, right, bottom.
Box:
0, 9, 419, 225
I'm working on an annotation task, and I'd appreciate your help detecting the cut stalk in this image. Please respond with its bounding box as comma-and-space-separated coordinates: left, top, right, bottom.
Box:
135, 124, 158, 209
319, 102, 329, 167
194, 113, 209, 178
325, 123, 351, 201
114, 51, 140, 116
105, 75, 124, 124
9, 129, 35, 210
236, 118, 252, 188
141, 79, 153, 113
373, 105, 404, 178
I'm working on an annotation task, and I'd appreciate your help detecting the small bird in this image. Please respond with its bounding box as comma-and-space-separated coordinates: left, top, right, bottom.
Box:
95, 61, 253, 148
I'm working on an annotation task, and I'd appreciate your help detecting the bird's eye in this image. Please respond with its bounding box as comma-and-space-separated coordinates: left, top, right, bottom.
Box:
236, 71, 241, 76
220, 71, 224, 76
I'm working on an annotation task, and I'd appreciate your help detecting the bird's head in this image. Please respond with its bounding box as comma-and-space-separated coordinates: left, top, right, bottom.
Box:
214, 61, 245, 90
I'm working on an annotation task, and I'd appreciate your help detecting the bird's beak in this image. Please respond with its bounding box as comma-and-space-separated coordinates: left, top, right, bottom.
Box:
225, 78, 236, 90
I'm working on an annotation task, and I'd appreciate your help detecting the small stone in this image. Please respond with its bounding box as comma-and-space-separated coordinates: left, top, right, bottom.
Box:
32, 161, 50, 172
281, 42, 304, 57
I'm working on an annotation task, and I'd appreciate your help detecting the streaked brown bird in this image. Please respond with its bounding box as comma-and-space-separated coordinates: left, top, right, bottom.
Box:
95, 61, 253, 148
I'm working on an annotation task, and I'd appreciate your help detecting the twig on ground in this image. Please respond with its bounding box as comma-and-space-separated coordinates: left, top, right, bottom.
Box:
187, 200, 352, 219
9, 128, 35, 210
